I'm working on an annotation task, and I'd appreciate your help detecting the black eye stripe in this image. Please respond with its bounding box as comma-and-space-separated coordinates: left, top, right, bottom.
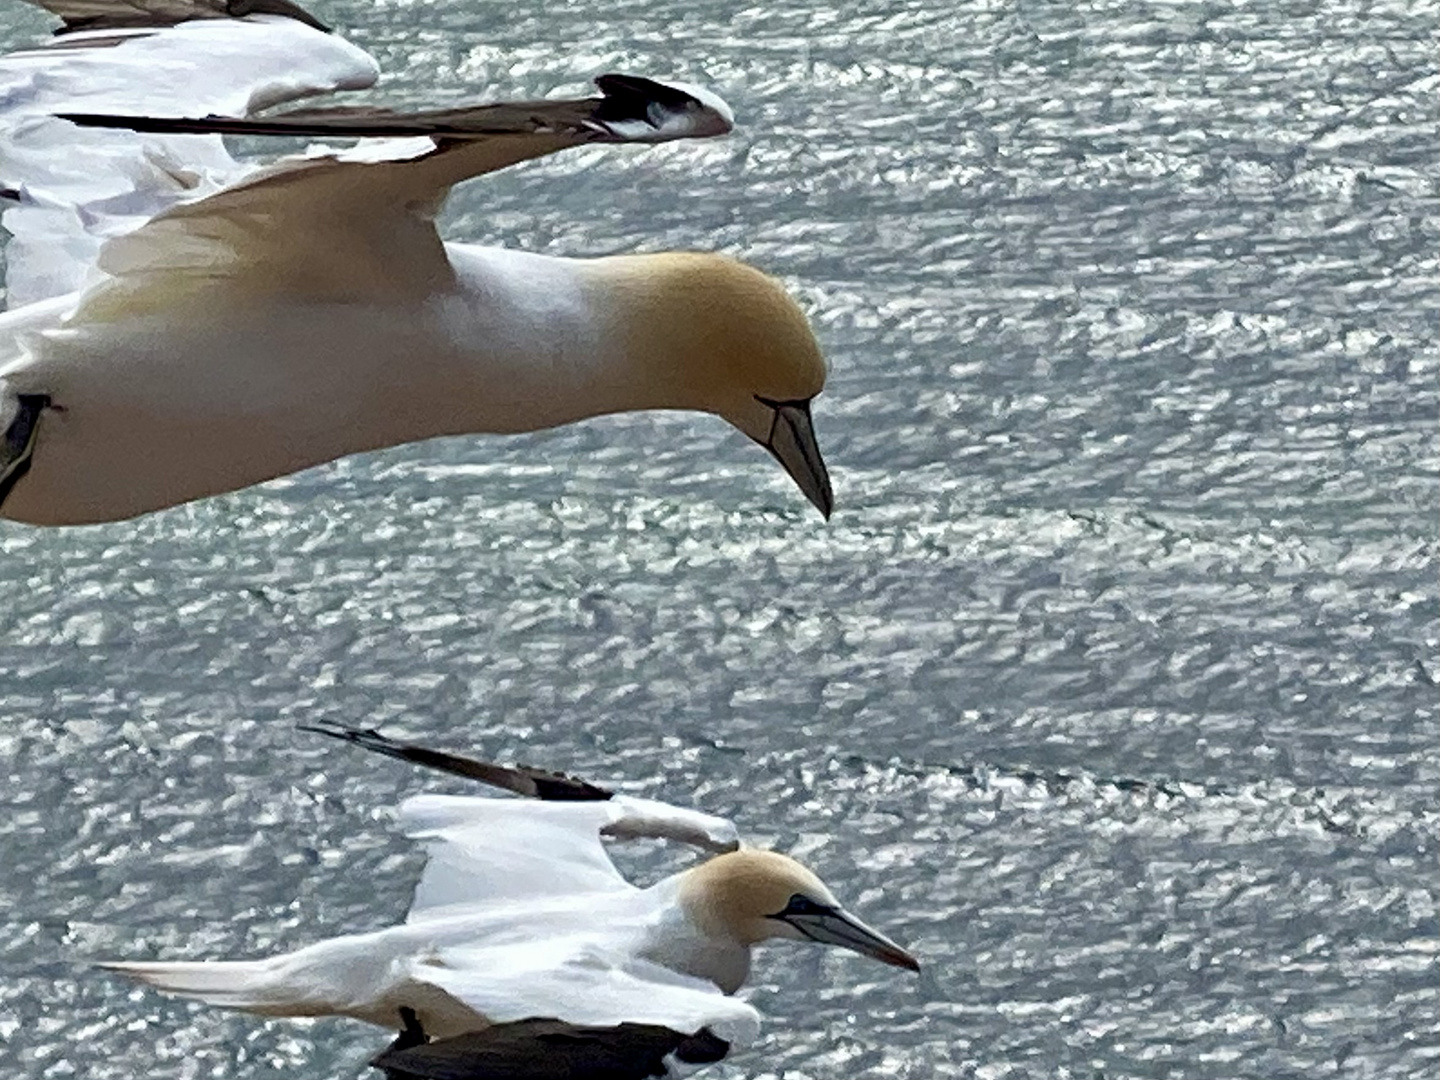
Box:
768, 893, 832, 919
754, 394, 813, 410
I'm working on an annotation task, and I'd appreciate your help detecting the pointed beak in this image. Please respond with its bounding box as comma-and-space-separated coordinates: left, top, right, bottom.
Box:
784, 906, 920, 972
757, 399, 833, 519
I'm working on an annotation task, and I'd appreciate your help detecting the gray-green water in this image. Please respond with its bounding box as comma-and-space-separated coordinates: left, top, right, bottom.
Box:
1, 0, 1437, 1077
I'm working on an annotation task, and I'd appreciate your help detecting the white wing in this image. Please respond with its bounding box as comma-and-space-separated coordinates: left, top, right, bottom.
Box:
602, 793, 741, 852
402, 796, 633, 919
401, 793, 739, 923
0, 8, 377, 305
418, 939, 762, 1045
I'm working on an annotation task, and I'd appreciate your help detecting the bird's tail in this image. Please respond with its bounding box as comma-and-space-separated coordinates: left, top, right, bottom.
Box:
97, 957, 324, 1017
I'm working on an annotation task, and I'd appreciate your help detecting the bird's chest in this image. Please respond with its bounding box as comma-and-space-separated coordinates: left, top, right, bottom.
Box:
640, 929, 751, 996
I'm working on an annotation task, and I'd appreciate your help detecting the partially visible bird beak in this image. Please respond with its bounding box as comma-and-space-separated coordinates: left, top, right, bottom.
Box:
756, 398, 833, 519
785, 906, 920, 972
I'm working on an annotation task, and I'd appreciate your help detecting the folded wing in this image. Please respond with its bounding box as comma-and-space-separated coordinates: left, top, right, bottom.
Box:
373, 1016, 731, 1080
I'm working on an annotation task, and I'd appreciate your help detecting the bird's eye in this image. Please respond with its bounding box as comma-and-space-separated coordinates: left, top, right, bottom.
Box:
769, 893, 833, 919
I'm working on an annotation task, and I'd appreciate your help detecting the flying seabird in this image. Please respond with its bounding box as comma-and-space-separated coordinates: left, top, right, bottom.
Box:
99, 722, 918, 1078
0, 0, 834, 524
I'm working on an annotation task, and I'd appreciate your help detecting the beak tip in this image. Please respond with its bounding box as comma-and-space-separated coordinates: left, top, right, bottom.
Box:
878, 947, 921, 973
757, 399, 832, 520
793, 906, 920, 975
805, 476, 834, 520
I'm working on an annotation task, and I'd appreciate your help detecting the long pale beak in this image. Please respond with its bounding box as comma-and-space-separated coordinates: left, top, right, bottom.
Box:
785, 906, 920, 972
757, 399, 833, 519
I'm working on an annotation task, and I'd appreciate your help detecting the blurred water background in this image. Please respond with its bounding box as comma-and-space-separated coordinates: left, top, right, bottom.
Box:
1, 0, 1437, 1077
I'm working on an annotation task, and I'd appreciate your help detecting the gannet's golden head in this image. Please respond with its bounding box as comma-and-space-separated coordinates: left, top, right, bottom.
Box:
587, 253, 834, 518
678, 848, 919, 971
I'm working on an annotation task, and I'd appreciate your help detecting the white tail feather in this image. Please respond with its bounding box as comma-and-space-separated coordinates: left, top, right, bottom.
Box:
97, 958, 324, 1016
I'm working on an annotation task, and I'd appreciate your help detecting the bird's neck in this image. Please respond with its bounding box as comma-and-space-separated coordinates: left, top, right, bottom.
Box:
433, 245, 702, 435
642, 875, 753, 995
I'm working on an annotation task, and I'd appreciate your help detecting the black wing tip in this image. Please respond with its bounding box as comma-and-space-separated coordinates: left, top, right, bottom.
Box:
56, 110, 344, 138
297, 719, 381, 742
593, 74, 701, 108
590, 73, 733, 139
45, 0, 330, 36
528, 769, 613, 802
594, 73, 673, 98
227, 0, 330, 33
56, 76, 732, 143
298, 721, 613, 802
56, 108, 442, 140
56, 111, 222, 135
298, 720, 413, 761
298, 721, 409, 759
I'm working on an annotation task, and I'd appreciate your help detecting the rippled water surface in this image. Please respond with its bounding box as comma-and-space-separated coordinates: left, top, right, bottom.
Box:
1, 0, 1437, 1077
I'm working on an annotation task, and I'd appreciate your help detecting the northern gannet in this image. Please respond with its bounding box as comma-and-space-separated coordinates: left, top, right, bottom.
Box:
0, 0, 833, 525
100, 723, 918, 1078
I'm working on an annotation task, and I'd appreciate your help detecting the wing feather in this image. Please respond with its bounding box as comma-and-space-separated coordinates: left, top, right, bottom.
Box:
0, 12, 377, 305
373, 1018, 729, 1080
300, 722, 614, 801
414, 944, 761, 1047
401, 796, 633, 921
4, 0, 731, 314
56, 74, 732, 314
399, 792, 738, 923
306, 726, 740, 919
23, 0, 331, 34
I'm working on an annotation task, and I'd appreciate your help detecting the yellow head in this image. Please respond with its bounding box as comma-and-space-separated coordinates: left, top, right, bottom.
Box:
678, 848, 918, 970
583, 254, 834, 517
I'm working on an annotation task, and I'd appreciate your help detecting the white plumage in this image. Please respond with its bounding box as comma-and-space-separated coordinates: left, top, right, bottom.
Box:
0, 0, 833, 525
0, 12, 377, 305
107, 794, 757, 1043
100, 726, 919, 1076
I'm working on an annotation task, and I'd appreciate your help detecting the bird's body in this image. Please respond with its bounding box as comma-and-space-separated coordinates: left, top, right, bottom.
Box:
105, 793, 766, 1044
120, 864, 751, 1039
0, 0, 834, 525
1, 248, 806, 524
102, 726, 920, 1076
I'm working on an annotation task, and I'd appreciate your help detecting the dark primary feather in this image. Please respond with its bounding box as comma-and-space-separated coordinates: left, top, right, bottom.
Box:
26, 0, 330, 34
590, 73, 711, 124
300, 721, 613, 801
56, 75, 722, 143
59, 98, 611, 139
373, 1017, 729, 1080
